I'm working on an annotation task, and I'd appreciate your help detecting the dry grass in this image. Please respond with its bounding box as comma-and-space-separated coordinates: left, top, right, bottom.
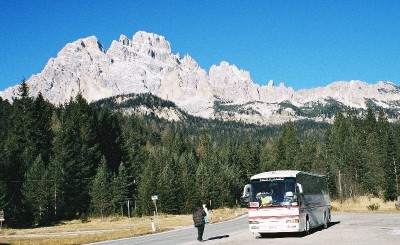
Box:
2, 198, 398, 245
331, 196, 400, 212
0, 207, 247, 245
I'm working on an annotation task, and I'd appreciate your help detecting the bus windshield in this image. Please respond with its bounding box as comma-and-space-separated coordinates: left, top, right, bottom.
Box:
249, 177, 297, 207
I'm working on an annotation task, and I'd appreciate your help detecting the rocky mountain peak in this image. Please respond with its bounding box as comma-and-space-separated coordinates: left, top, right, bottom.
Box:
209, 61, 252, 87
131, 31, 172, 60
118, 34, 131, 46
81, 36, 105, 52
209, 61, 261, 103
0, 30, 399, 125
181, 54, 199, 70
267, 80, 275, 88
58, 36, 105, 58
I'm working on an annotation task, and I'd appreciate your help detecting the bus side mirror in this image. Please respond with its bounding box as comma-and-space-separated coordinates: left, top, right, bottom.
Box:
243, 184, 251, 198
240, 184, 251, 207
296, 183, 303, 194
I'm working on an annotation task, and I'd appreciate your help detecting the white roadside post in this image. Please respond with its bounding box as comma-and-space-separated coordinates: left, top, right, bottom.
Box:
151, 218, 156, 232
0, 210, 4, 230
127, 199, 132, 229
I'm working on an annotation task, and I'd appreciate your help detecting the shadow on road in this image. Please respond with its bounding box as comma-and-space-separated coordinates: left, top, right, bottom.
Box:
206, 235, 230, 241
329, 221, 341, 227
256, 221, 342, 239
257, 232, 302, 239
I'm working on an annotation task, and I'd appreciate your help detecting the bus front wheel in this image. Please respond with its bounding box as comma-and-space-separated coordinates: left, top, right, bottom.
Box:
303, 218, 310, 236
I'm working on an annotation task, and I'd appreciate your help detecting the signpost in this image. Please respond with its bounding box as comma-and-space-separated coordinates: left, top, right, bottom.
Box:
0, 210, 4, 230
127, 199, 131, 229
151, 195, 160, 230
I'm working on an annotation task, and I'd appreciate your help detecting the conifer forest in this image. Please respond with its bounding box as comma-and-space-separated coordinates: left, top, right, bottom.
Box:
1, 81, 400, 228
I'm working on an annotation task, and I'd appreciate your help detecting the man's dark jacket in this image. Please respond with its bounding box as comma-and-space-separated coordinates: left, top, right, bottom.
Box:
193, 208, 206, 227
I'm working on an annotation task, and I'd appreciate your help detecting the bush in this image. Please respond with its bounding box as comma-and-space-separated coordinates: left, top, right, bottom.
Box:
80, 212, 90, 223
367, 203, 380, 211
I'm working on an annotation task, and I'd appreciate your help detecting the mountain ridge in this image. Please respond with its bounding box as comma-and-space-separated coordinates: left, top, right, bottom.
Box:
1, 31, 399, 124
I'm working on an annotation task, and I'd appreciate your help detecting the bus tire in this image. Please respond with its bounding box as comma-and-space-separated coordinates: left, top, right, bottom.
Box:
303, 218, 310, 236
323, 212, 329, 229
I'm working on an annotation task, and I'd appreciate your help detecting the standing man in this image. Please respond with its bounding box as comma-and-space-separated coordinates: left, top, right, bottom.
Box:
193, 206, 207, 242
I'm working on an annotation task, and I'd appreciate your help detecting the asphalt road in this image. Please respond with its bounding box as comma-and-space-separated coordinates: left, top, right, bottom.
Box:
90, 212, 400, 245
89, 215, 247, 245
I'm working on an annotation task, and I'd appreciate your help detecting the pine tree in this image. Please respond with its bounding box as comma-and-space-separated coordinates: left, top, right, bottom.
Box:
32, 93, 54, 164
269, 121, 301, 170
0, 98, 12, 155
177, 151, 197, 213
195, 132, 213, 206
51, 115, 83, 218
90, 156, 112, 217
137, 153, 157, 216
363, 130, 385, 196
259, 141, 275, 172
0, 181, 6, 211
3, 79, 36, 227
360, 108, 378, 193
376, 110, 398, 201
195, 160, 210, 206
0, 99, 11, 213
97, 107, 128, 174
220, 160, 241, 207
157, 158, 180, 214
384, 132, 398, 201
325, 111, 350, 199
346, 111, 365, 195
56, 94, 101, 218
364, 107, 377, 134
281, 121, 301, 169
216, 139, 238, 206
123, 116, 148, 205
272, 136, 286, 169
112, 162, 130, 215
22, 155, 50, 226
48, 150, 67, 222
237, 137, 257, 179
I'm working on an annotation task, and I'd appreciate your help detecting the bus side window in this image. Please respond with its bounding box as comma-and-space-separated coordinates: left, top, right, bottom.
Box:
296, 184, 303, 205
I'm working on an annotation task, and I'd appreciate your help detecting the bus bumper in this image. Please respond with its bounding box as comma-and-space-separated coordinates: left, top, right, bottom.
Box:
249, 221, 301, 233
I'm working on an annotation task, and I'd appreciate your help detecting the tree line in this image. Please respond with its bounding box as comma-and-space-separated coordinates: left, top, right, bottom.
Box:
0, 80, 399, 228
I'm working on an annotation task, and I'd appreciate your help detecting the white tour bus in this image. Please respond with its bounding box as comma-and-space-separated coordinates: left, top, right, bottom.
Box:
241, 170, 330, 236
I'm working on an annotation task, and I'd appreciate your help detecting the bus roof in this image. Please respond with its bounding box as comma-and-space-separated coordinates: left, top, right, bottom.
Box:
250, 170, 300, 180
250, 170, 325, 180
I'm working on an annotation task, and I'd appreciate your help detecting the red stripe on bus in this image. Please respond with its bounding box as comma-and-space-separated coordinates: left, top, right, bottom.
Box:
249, 215, 299, 219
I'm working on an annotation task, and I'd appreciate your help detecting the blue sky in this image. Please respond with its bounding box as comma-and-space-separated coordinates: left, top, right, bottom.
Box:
1, 0, 399, 91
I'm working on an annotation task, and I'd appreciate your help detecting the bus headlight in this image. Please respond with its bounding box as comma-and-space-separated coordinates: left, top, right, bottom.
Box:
249, 220, 260, 224
286, 219, 300, 223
